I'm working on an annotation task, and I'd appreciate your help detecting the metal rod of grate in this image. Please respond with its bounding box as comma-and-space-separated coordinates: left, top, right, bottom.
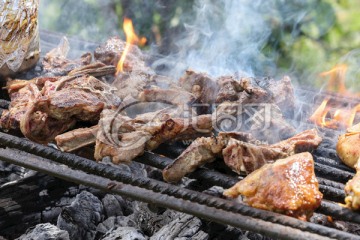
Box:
0, 147, 337, 240
0, 132, 359, 239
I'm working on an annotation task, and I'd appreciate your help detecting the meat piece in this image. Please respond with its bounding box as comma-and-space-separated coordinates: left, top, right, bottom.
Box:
112, 72, 149, 100
55, 107, 189, 152
337, 123, 360, 168
237, 76, 295, 113
162, 135, 225, 183
162, 132, 254, 183
138, 88, 195, 106
215, 76, 242, 103
95, 130, 152, 164
179, 69, 219, 105
213, 103, 296, 142
68, 62, 116, 77
223, 152, 323, 221
17, 75, 120, 143
94, 37, 148, 73
345, 160, 360, 210
145, 114, 213, 150
223, 129, 322, 174
55, 125, 99, 152
42, 37, 92, 76
0, 81, 42, 130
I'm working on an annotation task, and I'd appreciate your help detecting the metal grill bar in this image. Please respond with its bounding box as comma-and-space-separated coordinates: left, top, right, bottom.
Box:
0, 131, 359, 240
0, 147, 336, 240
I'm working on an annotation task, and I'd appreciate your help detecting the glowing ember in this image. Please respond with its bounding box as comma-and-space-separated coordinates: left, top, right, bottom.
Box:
116, 18, 147, 75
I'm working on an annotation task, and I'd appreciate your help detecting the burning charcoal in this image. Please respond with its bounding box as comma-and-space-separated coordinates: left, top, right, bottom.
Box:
16, 223, 69, 240
101, 194, 125, 218
101, 227, 148, 240
57, 191, 104, 240
150, 213, 208, 240
96, 216, 137, 237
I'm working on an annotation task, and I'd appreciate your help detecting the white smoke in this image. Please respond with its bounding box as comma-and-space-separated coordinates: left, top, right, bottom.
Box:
151, 0, 313, 79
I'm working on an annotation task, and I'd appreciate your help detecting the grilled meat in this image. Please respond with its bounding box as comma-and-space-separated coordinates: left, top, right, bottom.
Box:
138, 88, 195, 106
94, 37, 148, 73
223, 129, 322, 174
223, 152, 323, 221
337, 123, 360, 168
1, 75, 120, 143
162, 132, 255, 183
344, 160, 360, 210
55, 125, 99, 152
68, 62, 116, 77
179, 69, 219, 105
94, 108, 212, 164
42, 37, 92, 76
215, 76, 242, 103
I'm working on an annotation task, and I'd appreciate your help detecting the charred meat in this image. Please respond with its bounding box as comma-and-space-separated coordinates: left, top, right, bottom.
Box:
223, 152, 323, 221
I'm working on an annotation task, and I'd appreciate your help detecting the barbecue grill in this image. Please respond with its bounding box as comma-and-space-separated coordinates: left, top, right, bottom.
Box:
1, 30, 360, 240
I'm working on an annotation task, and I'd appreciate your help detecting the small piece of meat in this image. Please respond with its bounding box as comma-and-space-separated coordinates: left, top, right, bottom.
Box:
68, 62, 116, 77
95, 130, 152, 164
345, 160, 360, 210
112, 72, 149, 100
337, 123, 360, 168
267, 75, 295, 114
94, 37, 148, 73
179, 69, 219, 105
237, 76, 295, 113
215, 76, 242, 103
223, 152, 323, 221
145, 114, 213, 150
55, 125, 99, 152
42, 37, 92, 76
138, 88, 195, 106
162, 135, 226, 183
223, 129, 322, 174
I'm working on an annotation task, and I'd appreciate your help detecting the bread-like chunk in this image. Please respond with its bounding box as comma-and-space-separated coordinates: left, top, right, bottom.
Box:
337, 123, 360, 168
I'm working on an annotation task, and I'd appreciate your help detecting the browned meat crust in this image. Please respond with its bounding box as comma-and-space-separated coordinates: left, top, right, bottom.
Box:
138, 88, 195, 106
42, 38, 92, 76
223, 129, 322, 174
345, 160, 360, 210
223, 152, 323, 221
55, 125, 99, 152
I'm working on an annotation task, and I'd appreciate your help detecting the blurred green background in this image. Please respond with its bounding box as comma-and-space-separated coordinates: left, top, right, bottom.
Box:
39, 0, 360, 90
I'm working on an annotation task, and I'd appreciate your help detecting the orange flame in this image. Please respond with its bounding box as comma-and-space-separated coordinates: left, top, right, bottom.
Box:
309, 64, 360, 129
116, 18, 147, 75
309, 100, 360, 129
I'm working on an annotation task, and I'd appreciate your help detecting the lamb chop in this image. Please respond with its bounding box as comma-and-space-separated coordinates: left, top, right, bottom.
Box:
223, 152, 323, 221
42, 37, 92, 76
8, 75, 121, 143
223, 129, 322, 174
162, 129, 321, 183
94, 108, 213, 164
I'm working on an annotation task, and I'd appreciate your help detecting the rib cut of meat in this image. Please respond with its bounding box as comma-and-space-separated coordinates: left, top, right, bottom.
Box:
223, 152, 323, 221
